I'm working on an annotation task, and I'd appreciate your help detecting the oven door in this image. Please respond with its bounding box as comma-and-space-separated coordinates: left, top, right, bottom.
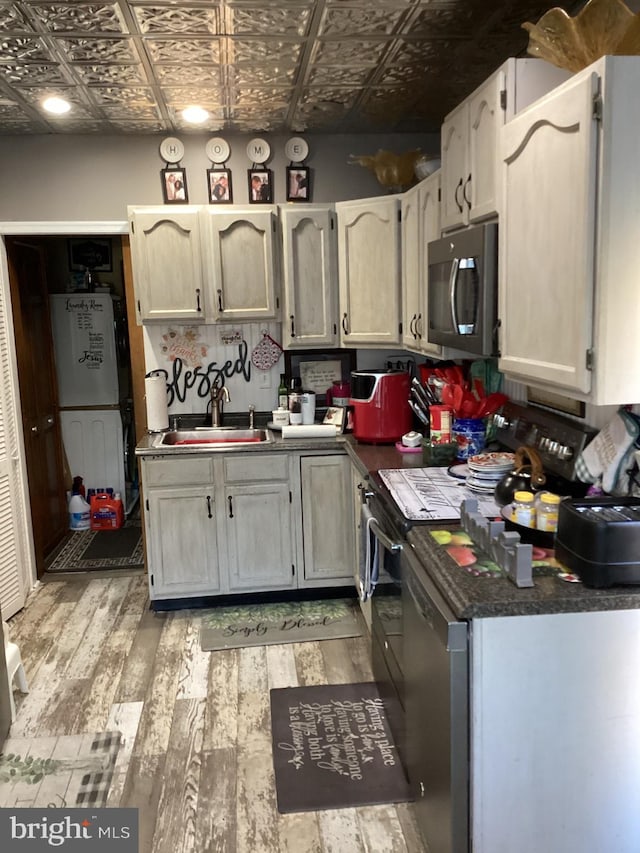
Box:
364, 489, 406, 761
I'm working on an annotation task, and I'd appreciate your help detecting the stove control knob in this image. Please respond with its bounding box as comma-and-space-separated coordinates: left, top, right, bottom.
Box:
559, 444, 574, 460
549, 441, 559, 455
493, 413, 510, 429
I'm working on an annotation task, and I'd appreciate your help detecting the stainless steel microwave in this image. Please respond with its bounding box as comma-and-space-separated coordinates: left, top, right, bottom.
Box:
427, 222, 498, 356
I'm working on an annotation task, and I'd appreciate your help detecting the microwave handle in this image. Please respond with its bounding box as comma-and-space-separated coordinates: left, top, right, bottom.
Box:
449, 257, 460, 332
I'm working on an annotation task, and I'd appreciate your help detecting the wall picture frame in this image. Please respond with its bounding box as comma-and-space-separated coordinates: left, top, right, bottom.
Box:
207, 168, 233, 204
284, 349, 356, 408
68, 238, 112, 272
248, 169, 272, 203
161, 167, 188, 204
286, 166, 310, 201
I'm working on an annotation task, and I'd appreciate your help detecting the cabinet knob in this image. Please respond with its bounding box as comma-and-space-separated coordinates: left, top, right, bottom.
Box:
206, 495, 212, 519
228, 495, 234, 518
196, 288, 201, 312
217, 288, 224, 312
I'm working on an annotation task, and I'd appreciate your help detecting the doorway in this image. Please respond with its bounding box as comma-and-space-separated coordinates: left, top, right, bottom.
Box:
6, 234, 140, 577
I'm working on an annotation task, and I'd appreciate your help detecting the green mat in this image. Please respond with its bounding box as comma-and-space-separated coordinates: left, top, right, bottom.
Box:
200, 598, 363, 651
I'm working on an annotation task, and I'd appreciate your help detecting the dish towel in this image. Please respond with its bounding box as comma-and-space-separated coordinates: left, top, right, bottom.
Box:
575, 408, 640, 494
359, 503, 380, 602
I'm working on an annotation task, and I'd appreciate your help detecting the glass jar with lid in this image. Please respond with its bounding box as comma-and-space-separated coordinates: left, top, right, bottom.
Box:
536, 491, 561, 532
512, 490, 536, 527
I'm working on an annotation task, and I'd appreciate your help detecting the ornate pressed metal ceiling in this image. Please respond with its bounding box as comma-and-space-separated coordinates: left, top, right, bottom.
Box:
0, 0, 579, 135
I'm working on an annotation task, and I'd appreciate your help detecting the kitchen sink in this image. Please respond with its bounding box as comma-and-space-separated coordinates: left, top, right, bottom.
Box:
159, 427, 271, 448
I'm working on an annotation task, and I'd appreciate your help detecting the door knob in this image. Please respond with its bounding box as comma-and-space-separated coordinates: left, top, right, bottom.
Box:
31, 425, 39, 434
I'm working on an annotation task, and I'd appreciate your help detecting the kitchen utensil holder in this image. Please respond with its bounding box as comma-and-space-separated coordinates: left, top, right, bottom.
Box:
460, 498, 534, 588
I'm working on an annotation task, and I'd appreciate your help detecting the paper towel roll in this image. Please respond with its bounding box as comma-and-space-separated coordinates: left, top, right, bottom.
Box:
145, 375, 169, 432
281, 424, 338, 439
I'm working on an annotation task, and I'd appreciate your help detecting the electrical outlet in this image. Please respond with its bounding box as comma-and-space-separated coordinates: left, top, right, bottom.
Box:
259, 372, 271, 389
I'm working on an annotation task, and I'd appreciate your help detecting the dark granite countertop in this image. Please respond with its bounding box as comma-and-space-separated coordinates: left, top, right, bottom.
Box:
344, 436, 640, 619
407, 524, 640, 619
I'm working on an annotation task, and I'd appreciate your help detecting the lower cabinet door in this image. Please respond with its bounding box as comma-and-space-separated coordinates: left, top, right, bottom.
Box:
301, 455, 354, 585
224, 482, 295, 591
147, 487, 220, 599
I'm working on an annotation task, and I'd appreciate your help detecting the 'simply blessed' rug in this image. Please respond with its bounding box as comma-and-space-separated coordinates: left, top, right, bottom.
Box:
270, 682, 412, 813
200, 598, 363, 651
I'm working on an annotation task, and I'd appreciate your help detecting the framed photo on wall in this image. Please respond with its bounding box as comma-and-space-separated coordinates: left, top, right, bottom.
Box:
161, 167, 189, 204
286, 166, 310, 201
248, 169, 272, 203
207, 168, 233, 204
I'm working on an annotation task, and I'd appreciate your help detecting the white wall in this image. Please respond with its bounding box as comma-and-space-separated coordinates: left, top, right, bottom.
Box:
0, 131, 438, 221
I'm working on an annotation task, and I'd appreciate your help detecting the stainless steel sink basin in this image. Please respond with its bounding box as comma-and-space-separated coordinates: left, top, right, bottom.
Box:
159, 427, 271, 448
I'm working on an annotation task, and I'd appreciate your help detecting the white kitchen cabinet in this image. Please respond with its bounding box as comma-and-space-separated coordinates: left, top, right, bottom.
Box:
280, 205, 338, 349
440, 59, 570, 232
299, 454, 354, 586
201, 207, 278, 323
128, 206, 207, 324
498, 57, 640, 404
336, 195, 402, 347
221, 454, 295, 591
401, 173, 442, 356
142, 457, 220, 600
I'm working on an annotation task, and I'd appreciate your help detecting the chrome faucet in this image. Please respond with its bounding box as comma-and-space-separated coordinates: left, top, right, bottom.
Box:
248, 404, 255, 430
210, 383, 230, 427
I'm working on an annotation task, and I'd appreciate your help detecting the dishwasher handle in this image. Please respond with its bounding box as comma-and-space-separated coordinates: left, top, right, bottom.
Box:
369, 517, 402, 554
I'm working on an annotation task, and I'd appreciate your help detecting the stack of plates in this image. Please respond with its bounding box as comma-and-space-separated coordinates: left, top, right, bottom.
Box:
465, 451, 515, 494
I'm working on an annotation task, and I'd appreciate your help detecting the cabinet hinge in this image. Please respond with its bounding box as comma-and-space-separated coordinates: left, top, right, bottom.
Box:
272, 219, 276, 233
150, 574, 154, 586
145, 498, 149, 511
586, 348, 595, 370
130, 221, 135, 235
500, 88, 507, 111
137, 299, 141, 315
592, 93, 603, 122
289, 491, 292, 503
291, 564, 295, 576
276, 296, 280, 309
399, 322, 402, 336
330, 215, 335, 230
333, 323, 337, 335
438, 187, 441, 203
397, 209, 402, 223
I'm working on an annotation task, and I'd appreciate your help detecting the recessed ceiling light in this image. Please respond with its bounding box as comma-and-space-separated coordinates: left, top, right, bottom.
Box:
42, 96, 71, 115
182, 105, 209, 124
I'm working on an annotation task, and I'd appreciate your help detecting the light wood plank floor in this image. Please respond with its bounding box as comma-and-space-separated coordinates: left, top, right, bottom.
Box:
4, 571, 427, 853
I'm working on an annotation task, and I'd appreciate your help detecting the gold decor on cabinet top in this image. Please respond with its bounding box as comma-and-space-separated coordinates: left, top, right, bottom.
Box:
522, 0, 640, 73
348, 149, 422, 192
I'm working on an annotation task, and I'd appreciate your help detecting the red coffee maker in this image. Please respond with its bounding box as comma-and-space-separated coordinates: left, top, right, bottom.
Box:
350, 369, 412, 443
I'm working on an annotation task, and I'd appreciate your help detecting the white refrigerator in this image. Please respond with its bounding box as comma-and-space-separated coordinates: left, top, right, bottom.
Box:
50, 293, 128, 509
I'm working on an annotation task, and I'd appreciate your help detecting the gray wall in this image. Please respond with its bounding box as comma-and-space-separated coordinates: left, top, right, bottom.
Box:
0, 131, 438, 221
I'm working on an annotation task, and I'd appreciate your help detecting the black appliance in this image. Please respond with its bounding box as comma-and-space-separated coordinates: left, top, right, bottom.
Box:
555, 497, 640, 588
427, 221, 498, 356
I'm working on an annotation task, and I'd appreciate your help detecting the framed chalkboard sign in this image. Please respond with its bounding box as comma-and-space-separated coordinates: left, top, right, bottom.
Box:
284, 349, 356, 407
68, 238, 112, 272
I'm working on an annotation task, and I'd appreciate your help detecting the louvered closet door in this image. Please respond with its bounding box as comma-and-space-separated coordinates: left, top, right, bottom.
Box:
0, 248, 29, 619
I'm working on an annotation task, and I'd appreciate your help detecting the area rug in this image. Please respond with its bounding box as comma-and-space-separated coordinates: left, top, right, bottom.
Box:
0, 731, 122, 808
270, 682, 412, 813
45, 523, 143, 573
200, 598, 363, 651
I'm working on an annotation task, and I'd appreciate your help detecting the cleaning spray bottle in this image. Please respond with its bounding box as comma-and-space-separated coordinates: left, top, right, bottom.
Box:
69, 476, 91, 531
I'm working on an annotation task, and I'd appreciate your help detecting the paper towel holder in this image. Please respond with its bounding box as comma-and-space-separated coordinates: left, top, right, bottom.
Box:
145, 370, 170, 434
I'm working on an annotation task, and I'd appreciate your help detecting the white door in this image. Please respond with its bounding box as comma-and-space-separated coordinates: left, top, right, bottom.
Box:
499, 72, 598, 394
418, 173, 442, 357
281, 205, 338, 348
0, 242, 33, 618
468, 70, 504, 223
128, 206, 206, 323
440, 101, 469, 231
401, 184, 422, 351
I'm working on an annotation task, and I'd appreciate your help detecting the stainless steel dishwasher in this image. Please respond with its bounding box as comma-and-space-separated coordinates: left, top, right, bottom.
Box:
402, 542, 469, 853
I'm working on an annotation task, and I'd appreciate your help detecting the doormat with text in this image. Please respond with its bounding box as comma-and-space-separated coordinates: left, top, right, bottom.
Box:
45, 523, 143, 573
200, 598, 362, 651
270, 681, 412, 813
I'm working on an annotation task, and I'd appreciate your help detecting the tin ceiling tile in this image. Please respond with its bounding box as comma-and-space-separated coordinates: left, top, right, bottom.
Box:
0, 1, 583, 135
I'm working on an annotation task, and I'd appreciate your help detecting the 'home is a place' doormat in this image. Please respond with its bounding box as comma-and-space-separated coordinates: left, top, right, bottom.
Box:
270, 681, 412, 813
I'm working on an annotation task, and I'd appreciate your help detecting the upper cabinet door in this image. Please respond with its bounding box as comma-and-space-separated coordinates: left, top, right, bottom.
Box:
440, 101, 469, 231
498, 72, 598, 395
468, 71, 504, 223
336, 195, 402, 347
401, 183, 421, 351
417, 172, 442, 358
201, 207, 278, 322
280, 205, 338, 349
128, 206, 206, 324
